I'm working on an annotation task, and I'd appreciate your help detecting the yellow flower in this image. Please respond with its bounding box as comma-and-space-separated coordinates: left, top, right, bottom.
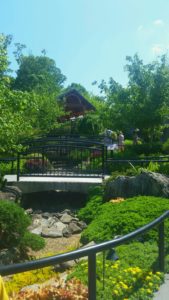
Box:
113, 289, 119, 295
156, 272, 161, 275
148, 282, 153, 287
122, 283, 129, 290
147, 289, 152, 294
146, 276, 151, 281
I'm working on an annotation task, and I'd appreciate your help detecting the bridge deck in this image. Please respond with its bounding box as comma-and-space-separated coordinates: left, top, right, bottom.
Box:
5, 175, 106, 194
5, 175, 104, 183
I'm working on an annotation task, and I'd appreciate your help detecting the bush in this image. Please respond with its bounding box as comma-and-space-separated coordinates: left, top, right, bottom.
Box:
77, 186, 104, 224
68, 257, 164, 300
162, 138, 169, 153
80, 196, 169, 244
0, 200, 45, 260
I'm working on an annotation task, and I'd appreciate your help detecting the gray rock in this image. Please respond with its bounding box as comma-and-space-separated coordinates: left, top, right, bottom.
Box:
77, 220, 87, 230
54, 260, 76, 271
30, 226, 43, 235
47, 217, 58, 227
0, 191, 16, 201
60, 213, 74, 224
68, 222, 82, 234
42, 212, 51, 219
62, 226, 72, 237
41, 222, 67, 238
61, 209, 73, 215
104, 171, 169, 200
25, 208, 33, 215
3, 185, 22, 201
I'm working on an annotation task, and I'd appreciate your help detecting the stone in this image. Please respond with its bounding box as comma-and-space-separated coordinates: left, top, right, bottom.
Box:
61, 209, 73, 215
30, 226, 43, 235
3, 185, 22, 201
25, 208, 33, 215
41, 222, 67, 238
62, 226, 72, 237
104, 171, 169, 200
47, 216, 59, 227
54, 260, 76, 271
42, 212, 51, 219
0, 191, 16, 201
60, 213, 74, 224
27, 208, 87, 238
68, 222, 82, 234
77, 220, 87, 230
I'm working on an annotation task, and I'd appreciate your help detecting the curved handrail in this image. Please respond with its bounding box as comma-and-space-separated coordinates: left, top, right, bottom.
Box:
1, 210, 169, 276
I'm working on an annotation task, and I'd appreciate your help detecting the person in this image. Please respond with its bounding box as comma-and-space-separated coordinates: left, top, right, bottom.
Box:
0, 276, 9, 300
118, 131, 124, 151
133, 129, 140, 145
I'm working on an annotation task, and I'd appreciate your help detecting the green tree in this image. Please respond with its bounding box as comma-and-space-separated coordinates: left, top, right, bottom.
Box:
13, 55, 66, 93
125, 54, 169, 141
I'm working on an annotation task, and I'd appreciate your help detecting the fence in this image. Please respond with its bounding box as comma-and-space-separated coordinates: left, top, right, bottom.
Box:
0, 211, 169, 300
17, 141, 106, 180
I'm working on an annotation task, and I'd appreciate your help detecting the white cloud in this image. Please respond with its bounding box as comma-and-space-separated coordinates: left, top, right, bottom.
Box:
153, 19, 164, 26
152, 44, 164, 54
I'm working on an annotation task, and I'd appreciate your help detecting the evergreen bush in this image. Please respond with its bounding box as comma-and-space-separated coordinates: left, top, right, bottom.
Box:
0, 200, 45, 260
80, 196, 169, 244
77, 186, 104, 224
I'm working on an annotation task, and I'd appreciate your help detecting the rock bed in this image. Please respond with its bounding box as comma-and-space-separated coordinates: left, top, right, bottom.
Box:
27, 208, 87, 238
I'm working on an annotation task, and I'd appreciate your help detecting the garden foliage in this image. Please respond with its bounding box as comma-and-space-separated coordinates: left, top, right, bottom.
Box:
80, 196, 169, 244
0, 200, 45, 259
77, 186, 104, 224
69, 258, 164, 300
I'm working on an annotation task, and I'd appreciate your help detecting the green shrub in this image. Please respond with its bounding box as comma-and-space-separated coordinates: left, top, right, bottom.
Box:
68, 256, 164, 300
77, 186, 104, 224
0, 200, 45, 259
80, 196, 169, 244
21, 231, 45, 251
116, 241, 158, 270
162, 138, 169, 153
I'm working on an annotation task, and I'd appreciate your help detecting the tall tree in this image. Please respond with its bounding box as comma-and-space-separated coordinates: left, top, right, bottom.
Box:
13, 55, 66, 93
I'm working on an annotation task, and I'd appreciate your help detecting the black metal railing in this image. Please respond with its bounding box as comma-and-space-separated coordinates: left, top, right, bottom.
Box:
17, 142, 106, 180
106, 156, 169, 174
1, 211, 169, 300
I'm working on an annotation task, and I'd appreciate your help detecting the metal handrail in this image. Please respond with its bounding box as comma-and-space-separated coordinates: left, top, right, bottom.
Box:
1, 210, 169, 299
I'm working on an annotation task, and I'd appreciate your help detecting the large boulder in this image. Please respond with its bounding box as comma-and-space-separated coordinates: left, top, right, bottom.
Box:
0, 185, 22, 202
105, 171, 169, 200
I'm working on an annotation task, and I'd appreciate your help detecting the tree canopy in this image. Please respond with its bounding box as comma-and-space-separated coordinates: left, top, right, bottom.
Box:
13, 55, 66, 93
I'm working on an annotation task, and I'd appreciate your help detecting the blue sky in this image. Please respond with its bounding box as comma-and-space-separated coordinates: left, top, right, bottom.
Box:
1, 0, 169, 93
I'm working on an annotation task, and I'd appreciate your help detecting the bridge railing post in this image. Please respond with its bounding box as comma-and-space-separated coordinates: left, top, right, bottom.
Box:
17, 153, 20, 182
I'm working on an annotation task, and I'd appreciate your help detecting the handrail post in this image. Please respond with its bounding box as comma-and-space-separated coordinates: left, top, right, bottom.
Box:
88, 253, 96, 300
102, 145, 105, 179
17, 153, 20, 182
158, 221, 165, 272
